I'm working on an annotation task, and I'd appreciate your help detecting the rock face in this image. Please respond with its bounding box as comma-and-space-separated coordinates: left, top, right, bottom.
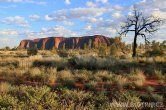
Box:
19, 35, 111, 49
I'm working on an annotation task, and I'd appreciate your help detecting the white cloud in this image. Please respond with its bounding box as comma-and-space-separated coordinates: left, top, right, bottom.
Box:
21, 26, 79, 39
152, 9, 166, 19
44, 15, 53, 21
1, 16, 29, 27
96, 0, 108, 4
0, 0, 47, 5
0, 29, 19, 36
86, 1, 96, 7
113, 5, 124, 11
29, 15, 41, 21
62, 21, 74, 26
46, 7, 111, 21
112, 12, 121, 19
65, 0, 71, 5
85, 25, 92, 30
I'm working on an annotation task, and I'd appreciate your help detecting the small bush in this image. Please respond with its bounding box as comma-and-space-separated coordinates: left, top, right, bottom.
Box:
27, 47, 38, 56
59, 89, 93, 104
33, 60, 67, 70
46, 68, 57, 83
85, 81, 97, 92
141, 93, 164, 102
63, 80, 75, 89
58, 70, 73, 81
153, 69, 164, 80
128, 69, 145, 87
0, 82, 11, 93
145, 50, 164, 57
113, 75, 128, 90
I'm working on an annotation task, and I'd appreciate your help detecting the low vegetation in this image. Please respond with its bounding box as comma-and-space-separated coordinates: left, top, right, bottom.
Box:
0, 39, 165, 109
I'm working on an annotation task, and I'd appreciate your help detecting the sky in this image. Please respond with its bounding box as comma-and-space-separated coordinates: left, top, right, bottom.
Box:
0, 0, 165, 48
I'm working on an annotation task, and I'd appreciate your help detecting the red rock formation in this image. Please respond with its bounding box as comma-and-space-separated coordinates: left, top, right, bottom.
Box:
19, 35, 111, 49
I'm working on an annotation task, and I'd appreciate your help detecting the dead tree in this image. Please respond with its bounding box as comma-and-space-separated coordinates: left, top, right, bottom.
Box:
119, 8, 163, 57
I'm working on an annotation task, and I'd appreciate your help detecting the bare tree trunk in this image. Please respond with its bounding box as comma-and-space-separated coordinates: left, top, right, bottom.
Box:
132, 35, 137, 57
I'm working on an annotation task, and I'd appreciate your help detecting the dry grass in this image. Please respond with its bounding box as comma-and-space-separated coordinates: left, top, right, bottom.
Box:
46, 68, 57, 83
58, 70, 73, 81
113, 75, 128, 89
0, 82, 11, 93
29, 67, 42, 77
128, 69, 146, 87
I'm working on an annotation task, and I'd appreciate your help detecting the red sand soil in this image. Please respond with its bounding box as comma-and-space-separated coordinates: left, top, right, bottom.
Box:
0, 76, 165, 93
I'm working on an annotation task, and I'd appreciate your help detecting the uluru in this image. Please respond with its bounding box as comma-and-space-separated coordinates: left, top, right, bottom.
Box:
19, 35, 111, 50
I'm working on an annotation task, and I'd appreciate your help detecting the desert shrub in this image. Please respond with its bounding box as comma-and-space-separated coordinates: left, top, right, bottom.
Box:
110, 44, 118, 56
158, 86, 166, 97
145, 50, 164, 57
58, 50, 79, 58
59, 89, 93, 105
71, 55, 118, 70
12, 69, 27, 78
98, 43, 109, 57
46, 68, 57, 83
0, 82, 11, 93
153, 56, 166, 63
85, 81, 97, 92
146, 86, 155, 93
74, 70, 90, 83
113, 91, 141, 109
33, 60, 67, 70
9, 85, 58, 109
95, 71, 113, 81
63, 80, 76, 89
0, 58, 19, 68
92, 92, 109, 108
73, 69, 93, 83
57, 50, 69, 57
153, 69, 164, 80
27, 67, 49, 82
57, 101, 92, 110
29, 67, 41, 77
113, 75, 128, 90
140, 93, 164, 102
128, 69, 145, 87
27, 47, 38, 56
58, 70, 73, 81
0, 94, 21, 109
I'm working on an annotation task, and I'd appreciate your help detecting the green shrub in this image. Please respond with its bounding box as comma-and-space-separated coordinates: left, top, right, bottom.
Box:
72, 55, 118, 70
0, 94, 21, 109
145, 50, 164, 57
27, 47, 38, 56
59, 89, 93, 105
9, 85, 58, 109
140, 93, 164, 102
146, 86, 155, 93
153, 69, 164, 80
33, 60, 67, 70
63, 80, 75, 89
85, 81, 97, 92
113, 92, 142, 109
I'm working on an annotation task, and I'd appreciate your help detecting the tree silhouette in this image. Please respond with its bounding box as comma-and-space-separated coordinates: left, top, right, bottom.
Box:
119, 8, 163, 57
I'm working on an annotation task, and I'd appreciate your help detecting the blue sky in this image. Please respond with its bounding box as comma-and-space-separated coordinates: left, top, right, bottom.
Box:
0, 0, 165, 48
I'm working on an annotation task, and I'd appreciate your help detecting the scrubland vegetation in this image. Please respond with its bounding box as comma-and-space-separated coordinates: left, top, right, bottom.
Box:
0, 39, 165, 109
